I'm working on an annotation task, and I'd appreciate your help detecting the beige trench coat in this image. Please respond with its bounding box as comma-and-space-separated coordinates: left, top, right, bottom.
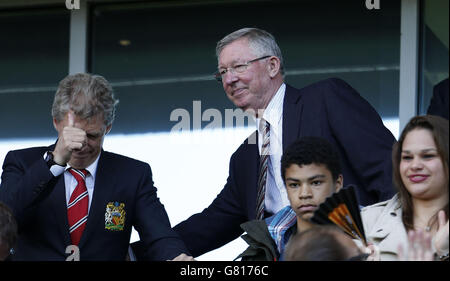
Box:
361, 194, 408, 261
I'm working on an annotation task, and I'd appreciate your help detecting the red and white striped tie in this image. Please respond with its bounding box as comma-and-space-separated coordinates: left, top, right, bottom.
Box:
67, 168, 89, 246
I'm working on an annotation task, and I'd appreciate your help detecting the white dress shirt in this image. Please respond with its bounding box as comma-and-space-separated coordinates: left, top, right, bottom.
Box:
47, 153, 100, 214
256, 83, 290, 215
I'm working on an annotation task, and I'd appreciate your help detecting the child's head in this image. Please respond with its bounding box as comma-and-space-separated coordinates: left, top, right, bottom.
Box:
281, 137, 343, 222
284, 225, 365, 261
281, 137, 342, 182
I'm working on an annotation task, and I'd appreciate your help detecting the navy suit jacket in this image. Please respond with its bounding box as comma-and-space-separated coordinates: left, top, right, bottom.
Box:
0, 145, 188, 260
174, 78, 396, 257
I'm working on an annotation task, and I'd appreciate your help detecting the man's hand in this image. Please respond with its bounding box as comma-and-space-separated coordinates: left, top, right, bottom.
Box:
53, 111, 87, 165
170, 253, 196, 261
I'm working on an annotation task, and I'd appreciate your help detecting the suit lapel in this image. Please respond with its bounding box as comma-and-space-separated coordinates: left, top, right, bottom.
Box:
78, 151, 116, 248
44, 144, 71, 246
51, 174, 72, 246
246, 131, 260, 219
367, 199, 407, 256
282, 84, 303, 151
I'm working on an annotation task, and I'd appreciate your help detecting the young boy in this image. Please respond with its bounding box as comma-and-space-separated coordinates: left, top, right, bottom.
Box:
236, 136, 344, 261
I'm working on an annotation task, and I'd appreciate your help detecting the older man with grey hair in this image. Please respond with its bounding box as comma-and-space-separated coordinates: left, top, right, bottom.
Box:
0, 73, 193, 261
174, 27, 396, 258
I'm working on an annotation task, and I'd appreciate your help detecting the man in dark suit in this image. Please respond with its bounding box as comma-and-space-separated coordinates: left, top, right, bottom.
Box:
427, 78, 449, 120
0, 73, 192, 261
174, 28, 396, 257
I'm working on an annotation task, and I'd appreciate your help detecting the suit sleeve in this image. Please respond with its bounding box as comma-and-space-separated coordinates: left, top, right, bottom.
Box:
0, 150, 56, 227
323, 78, 396, 204
132, 163, 190, 260
173, 152, 248, 257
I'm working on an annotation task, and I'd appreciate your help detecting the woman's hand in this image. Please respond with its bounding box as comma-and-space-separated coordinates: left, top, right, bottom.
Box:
398, 230, 434, 261
433, 210, 449, 257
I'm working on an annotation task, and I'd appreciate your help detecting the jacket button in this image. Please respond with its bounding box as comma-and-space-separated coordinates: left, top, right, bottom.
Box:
390, 212, 397, 217
376, 229, 383, 232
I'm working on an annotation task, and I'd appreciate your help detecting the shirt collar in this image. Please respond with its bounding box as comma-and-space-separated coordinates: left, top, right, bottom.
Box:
66, 152, 101, 181
257, 83, 285, 129
265, 205, 297, 254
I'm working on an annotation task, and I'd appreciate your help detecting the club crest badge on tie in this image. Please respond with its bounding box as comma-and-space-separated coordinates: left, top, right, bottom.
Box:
105, 202, 126, 231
